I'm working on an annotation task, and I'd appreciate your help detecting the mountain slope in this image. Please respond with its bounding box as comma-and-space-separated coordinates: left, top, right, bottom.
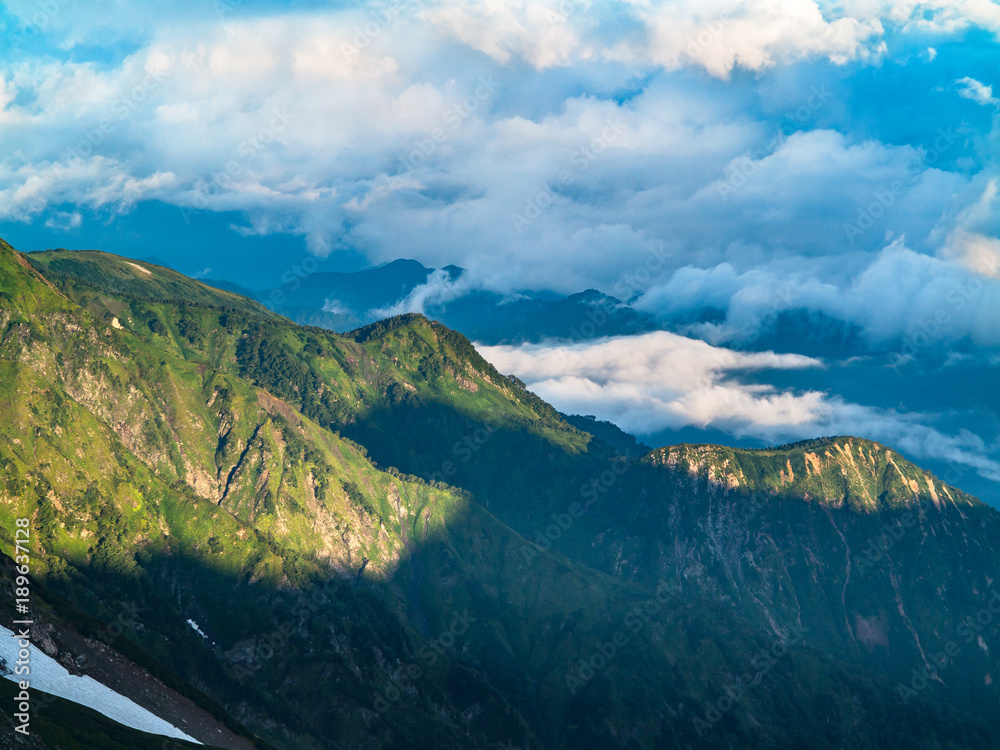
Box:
532, 437, 1000, 721
2, 242, 999, 748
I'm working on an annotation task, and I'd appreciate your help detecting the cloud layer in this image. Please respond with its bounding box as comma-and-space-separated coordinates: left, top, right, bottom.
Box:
3, 1, 999, 332
479, 331, 1000, 481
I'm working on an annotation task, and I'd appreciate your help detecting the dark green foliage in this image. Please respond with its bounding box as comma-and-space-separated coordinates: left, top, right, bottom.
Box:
342, 479, 377, 517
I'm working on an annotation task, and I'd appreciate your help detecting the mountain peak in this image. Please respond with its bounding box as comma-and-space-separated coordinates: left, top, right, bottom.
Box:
645, 436, 978, 512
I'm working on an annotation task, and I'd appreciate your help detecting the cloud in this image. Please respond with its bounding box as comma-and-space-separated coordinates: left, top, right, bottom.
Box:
418, 0, 889, 78
639, 0, 886, 78
863, 1, 1000, 38
0, 158, 176, 222
43, 210, 82, 230
635, 240, 1000, 350
369, 268, 475, 318
956, 76, 999, 107
939, 180, 1000, 279
1, 0, 999, 355
420, 0, 584, 69
478, 331, 1000, 481
945, 231, 1000, 279
479, 330, 826, 435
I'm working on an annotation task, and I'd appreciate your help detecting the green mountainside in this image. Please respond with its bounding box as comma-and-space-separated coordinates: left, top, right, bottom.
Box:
0, 241, 997, 748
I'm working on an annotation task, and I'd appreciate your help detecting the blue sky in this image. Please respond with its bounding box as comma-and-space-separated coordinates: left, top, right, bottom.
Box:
1, 0, 998, 497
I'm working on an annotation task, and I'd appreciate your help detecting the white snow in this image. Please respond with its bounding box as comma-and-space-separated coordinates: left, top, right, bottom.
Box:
187, 619, 208, 639
125, 261, 152, 276
0, 625, 200, 744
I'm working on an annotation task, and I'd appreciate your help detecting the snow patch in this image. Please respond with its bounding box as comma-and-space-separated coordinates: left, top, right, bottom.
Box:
125, 261, 152, 276
187, 619, 208, 639
0, 625, 200, 743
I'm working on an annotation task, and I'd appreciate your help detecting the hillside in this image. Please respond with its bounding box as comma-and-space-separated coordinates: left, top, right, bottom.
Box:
1, 241, 999, 748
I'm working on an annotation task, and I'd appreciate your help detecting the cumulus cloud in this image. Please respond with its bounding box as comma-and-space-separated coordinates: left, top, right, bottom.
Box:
480, 331, 825, 434
418, 0, 889, 77
0, 158, 176, 222
956, 77, 999, 107
945, 231, 1000, 279
44, 210, 82, 230
861, 0, 1000, 37
1, 0, 999, 355
478, 331, 1000, 480
635, 240, 1000, 349
639, 0, 886, 78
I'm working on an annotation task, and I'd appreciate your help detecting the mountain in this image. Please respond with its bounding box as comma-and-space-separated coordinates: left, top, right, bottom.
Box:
254, 258, 435, 326
219, 258, 658, 344
560, 413, 653, 457
1, 241, 999, 748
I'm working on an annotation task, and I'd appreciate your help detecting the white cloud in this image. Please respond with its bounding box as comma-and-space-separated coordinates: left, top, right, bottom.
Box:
0, 158, 176, 222
635, 240, 1000, 349
370, 268, 475, 317
956, 76, 999, 107
478, 331, 1000, 480
0, 0, 997, 355
419, 0, 888, 77
421, 0, 584, 69
479, 330, 825, 434
640, 0, 886, 78
858, 1, 1000, 37
44, 210, 82, 230
939, 180, 1000, 279
945, 231, 1000, 279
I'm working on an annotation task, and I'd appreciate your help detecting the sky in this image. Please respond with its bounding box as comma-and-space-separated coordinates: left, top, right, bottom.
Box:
1, 0, 998, 499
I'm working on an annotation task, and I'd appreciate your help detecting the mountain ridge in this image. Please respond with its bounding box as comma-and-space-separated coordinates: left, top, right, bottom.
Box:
645, 436, 980, 512
2, 239, 999, 749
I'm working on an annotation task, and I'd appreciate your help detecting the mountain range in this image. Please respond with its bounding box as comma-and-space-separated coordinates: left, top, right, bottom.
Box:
202, 259, 657, 345
0, 242, 998, 748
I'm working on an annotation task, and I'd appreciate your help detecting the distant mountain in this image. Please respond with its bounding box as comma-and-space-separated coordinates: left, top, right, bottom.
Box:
201, 277, 260, 300
423, 288, 657, 344
225, 257, 659, 344
262, 257, 435, 314
3, 240, 1000, 748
